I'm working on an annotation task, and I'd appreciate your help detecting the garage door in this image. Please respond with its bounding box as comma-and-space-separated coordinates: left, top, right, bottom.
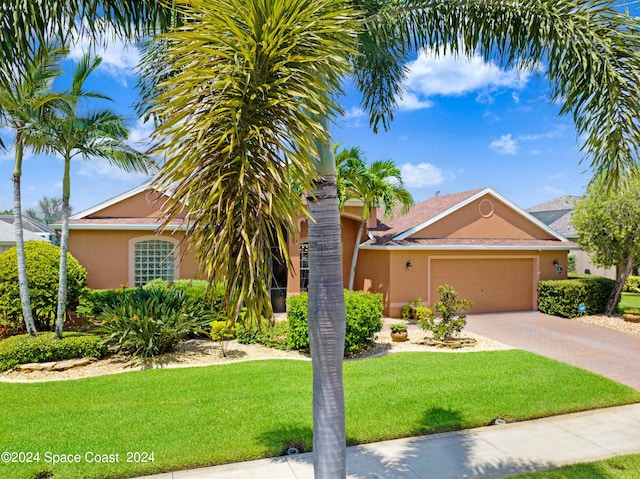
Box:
429, 258, 534, 313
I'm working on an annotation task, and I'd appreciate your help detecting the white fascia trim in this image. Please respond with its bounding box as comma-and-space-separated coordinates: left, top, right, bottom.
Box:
66, 224, 189, 231
360, 244, 578, 251
393, 187, 570, 243
70, 180, 156, 219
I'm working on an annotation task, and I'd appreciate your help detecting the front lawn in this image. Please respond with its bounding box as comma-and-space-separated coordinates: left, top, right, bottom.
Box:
509, 453, 640, 478
2, 351, 639, 479
618, 292, 640, 313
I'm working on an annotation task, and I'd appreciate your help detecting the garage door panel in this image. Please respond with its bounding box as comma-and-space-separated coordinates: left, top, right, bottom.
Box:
430, 258, 534, 313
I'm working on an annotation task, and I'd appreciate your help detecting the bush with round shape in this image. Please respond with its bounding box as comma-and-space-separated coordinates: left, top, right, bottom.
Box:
287, 291, 383, 354
0, 241, 87, 332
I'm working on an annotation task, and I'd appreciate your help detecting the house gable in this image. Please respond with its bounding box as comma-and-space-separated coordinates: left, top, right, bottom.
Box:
87, 190, 171, 219
411, 193, 557, 241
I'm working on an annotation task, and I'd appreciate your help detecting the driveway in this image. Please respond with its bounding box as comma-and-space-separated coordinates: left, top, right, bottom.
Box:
465, 311, 640, 391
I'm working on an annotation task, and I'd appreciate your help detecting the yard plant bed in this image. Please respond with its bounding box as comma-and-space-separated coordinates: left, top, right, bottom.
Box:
1, 351, 638, 479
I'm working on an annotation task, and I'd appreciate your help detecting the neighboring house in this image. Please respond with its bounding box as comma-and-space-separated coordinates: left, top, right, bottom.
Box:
527, 196, 615, 279
62, 184, 575, 317
0, 214, 59, 245
0, 216, 49, 253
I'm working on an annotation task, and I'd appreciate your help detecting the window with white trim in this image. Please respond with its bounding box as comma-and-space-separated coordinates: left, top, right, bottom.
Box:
300, 242, 309, 292
133, 239, 175, 286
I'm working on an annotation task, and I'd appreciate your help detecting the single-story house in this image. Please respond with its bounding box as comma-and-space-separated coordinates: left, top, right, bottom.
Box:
61, 184, 576, 317
526, 196, 615, 279
355, 188, 576, 316
0, 216, 49, 254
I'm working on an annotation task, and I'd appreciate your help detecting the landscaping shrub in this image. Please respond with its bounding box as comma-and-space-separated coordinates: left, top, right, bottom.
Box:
236, 318, 291, 350
287, 291, 383, 354
0, 332, 107, 372
99, 288, 215, 360
623, 275, 640, 293
78, 279, 226, 319
538, 274, 615, 318
418, 284, 472, 341
0, 241, 87, 331
210, 320, 236, 341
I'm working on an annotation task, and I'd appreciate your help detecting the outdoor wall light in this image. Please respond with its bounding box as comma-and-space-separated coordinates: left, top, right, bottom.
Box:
553, 259, 563, 274
406, 260, 413, 270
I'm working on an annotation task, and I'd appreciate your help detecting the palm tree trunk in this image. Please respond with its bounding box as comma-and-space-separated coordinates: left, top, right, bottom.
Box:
54, 159, 71, 339
308, 175, 346, 479
347, 219, 365, 290
13, 139, 37, 336
606, 255, 634, 316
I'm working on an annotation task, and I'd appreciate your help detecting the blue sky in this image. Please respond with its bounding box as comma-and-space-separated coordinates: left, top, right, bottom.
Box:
0, 31, 595, 216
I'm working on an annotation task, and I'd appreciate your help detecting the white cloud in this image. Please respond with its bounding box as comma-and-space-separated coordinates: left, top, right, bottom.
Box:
77, 157, 150, 181
397, 92, 434, 111
127, 118, 154, 149
397, 46, 531, 111
490, 134, 518, 155
518, 125, 566, 141
343, 106, 365, 119
512, 92, 521, 104
400, 162, 445, 187
68, 26, 140, 86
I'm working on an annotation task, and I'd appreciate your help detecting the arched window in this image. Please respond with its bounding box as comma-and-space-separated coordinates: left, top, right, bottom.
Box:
129, 237, 178, 286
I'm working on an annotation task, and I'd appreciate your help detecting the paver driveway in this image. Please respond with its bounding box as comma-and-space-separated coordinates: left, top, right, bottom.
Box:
465, 311, 640, 391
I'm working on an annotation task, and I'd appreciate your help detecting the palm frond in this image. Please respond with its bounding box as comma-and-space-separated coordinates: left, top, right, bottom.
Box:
356, 0, 640, 186
149, 0, 358, 323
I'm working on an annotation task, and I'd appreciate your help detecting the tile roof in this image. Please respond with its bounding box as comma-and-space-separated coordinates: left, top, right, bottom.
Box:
526, 195, 581, 238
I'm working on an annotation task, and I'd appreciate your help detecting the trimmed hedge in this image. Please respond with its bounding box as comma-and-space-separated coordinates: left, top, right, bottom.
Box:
0, 241, 87, 332
236, 318, 291, 350
0, 332, 107, 372
287, 291, 383, 354
538, 274, 615, 318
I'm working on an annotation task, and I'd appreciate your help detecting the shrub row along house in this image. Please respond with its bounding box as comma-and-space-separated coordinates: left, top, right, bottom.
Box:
59, 184, 576, 317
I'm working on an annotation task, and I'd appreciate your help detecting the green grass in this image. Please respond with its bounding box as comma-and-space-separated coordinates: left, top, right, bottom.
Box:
509, 453, 640, 478
1, 351, 639, 479
618, 292, 640, 313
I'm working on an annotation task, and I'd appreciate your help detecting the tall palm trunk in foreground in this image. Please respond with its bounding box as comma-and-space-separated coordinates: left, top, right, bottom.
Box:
12, 138, 37, 336
308, 128, 347, 477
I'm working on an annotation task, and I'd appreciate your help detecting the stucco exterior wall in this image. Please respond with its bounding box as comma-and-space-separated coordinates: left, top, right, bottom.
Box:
286, 214, 363, 297
414, 196, 555, 240
69, 230, 199, 289
360, 249, 570, 317
92, 191, 170, 218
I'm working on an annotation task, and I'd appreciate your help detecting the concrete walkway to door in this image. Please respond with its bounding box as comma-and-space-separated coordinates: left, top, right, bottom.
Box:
465, 311, 640, 391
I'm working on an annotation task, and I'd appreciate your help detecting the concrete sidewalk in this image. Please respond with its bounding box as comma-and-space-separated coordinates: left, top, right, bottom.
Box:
136, 403, 640, 479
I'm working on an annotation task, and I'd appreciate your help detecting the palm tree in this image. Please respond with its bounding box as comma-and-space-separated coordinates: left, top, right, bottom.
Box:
25, 196, 68, 225
336, 148, 414, 290
38, 53, 149, 340
0, 44, 67, 336
140, 2, 640, 477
